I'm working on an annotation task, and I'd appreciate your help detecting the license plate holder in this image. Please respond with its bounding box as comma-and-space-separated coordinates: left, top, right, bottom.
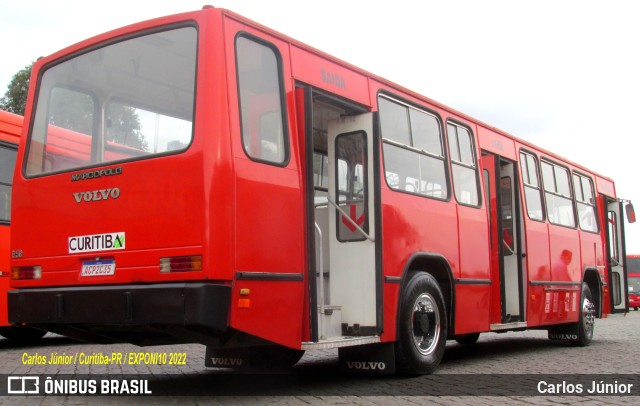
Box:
81, 259, 116, 277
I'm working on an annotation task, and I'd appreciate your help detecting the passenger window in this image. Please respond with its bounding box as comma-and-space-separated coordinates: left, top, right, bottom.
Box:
519, 151, 544, 221
379, 95, 448, 200
313, 152, 329, 189
335, 132, 368, 242
236, 35, 288, 165
379, 97, 411, 146
447, 123, 480, 206
573, 173, 599, 232
541, 160, 576, 227
0, 144, 17, 223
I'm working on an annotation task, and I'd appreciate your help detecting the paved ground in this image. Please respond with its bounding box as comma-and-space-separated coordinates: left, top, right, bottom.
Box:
1, 311, 639, 404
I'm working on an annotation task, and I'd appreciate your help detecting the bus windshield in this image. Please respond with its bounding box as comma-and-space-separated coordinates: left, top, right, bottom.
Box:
25, 26, 197, 176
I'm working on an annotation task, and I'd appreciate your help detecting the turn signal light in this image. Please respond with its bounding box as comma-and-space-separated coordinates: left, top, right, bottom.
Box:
12, 266, 42, 280
160, 256, 202, 273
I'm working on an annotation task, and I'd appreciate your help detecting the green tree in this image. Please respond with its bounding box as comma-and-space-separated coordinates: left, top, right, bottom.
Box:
106, 104, 149, 151
2, 62, 148, 151
0, 62, 33, 115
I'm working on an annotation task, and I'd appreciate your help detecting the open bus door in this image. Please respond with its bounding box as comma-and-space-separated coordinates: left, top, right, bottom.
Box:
607, 199, 630, 313
304, 111, 382, 348
481, 152, 526, 328
324, 113, 381, 340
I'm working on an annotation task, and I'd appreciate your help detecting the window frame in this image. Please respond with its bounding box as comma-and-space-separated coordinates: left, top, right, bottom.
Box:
573, 171, 600, 233
0, 140, 18, 225
334, 130, 369, 243
235, 32, 290, 167
446, 120, 482, 208
519, 149, 546, 222
378, 92, 450, 202
24, 23, 199, 179
540, 158, 577, 229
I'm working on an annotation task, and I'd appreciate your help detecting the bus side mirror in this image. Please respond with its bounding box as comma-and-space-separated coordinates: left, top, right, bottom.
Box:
625, 202, 636, 223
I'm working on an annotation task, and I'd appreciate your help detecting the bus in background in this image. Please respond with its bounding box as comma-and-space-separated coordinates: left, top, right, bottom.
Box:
0, 110, 45, 341
627, 255, 640, 310
8, 7, 634, 374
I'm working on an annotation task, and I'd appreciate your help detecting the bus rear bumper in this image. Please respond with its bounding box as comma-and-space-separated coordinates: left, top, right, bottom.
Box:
8, 282, 231, 345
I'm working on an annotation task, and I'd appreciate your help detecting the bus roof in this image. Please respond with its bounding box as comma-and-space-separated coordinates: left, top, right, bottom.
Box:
28, 7, 617, 196
0, 109, 22, 144
219, 8, 616, 193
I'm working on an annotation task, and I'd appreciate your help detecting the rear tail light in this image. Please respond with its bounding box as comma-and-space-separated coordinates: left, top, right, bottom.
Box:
160, 256, 202, 273
12, 266, 42, 280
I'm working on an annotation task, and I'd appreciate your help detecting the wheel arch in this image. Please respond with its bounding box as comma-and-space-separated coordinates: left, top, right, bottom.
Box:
396, 252, 456, 337
583, 267, 602, 318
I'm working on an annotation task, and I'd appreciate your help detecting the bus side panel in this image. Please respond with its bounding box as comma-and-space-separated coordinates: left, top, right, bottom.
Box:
513, 146, 551, 327
0, 110, 21, 327
547, 225, 581, 323
523, 220, 551, 326
379, 188, 458, 341
454, 205, 491, 334
0, 226, 9, 326
290, 46, 371, 107
598, 195, 612, 315
454, 284, 490, 334
579, 230, 603, 279
225, 18, 306, 348
200, 10, 235, 282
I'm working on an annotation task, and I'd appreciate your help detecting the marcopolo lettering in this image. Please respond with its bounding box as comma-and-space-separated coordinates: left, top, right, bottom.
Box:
71, 167, 123, 182
68, 232, 126, 254
73, 188, 120, 203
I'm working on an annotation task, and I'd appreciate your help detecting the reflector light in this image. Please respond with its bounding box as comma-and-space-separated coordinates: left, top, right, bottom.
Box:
11, 266, 42, 280
160, 256, 202, 273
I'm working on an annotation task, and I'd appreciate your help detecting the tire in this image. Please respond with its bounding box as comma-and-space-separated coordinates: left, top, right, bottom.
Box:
570, 282, 595, 347
455, 333, 480, 345
0, 326, 46, 342
395, 273, 447, 375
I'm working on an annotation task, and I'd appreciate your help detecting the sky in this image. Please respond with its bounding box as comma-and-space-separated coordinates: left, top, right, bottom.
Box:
1, 0, 639, 251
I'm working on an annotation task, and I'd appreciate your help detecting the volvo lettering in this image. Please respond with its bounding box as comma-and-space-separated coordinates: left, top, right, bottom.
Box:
73, 188, 120, 203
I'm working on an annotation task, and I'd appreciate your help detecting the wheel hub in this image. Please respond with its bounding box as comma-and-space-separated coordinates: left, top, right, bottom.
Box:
583, 297, 595, 337
411, 293, 440, 356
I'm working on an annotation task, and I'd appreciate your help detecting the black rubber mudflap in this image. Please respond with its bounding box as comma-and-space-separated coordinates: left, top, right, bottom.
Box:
338, 342, 396, 374
548, 323, 580, 341
205, 346, 249, 368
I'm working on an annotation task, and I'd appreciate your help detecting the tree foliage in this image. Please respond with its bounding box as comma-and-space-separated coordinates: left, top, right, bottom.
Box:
1, 62, 148, 151
0, 62, 33, 115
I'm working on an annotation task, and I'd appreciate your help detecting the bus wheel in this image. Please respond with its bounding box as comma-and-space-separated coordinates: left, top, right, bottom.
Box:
395, 273, 447, 375
570, 283, 595, 347
455, 333, 480, 345
0, 326, 46, 342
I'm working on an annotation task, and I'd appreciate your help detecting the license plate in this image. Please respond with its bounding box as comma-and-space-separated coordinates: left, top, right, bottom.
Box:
81, 259, 116, 277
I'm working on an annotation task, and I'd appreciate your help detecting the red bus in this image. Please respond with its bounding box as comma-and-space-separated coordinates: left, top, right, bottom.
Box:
627, 255, 640, 310
0, 110, 45, 341
8, 7, 634, 374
